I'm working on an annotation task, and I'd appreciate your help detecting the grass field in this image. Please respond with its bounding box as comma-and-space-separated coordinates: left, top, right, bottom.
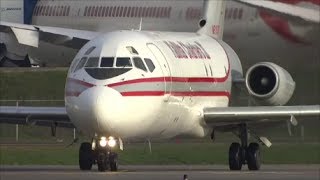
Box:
1, 143, 319, 165
0, 68, 67, 106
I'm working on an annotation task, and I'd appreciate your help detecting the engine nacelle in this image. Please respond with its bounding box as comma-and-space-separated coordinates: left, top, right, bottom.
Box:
245, 62, 296, 106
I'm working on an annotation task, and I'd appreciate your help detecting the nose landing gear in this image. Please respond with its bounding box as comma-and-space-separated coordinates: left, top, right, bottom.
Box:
79, 137, 119, 172
228, 124, 261, 171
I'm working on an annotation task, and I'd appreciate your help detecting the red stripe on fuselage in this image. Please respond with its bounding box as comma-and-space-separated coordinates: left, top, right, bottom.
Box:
107, 76, 229, 88
120, 91, 230, 97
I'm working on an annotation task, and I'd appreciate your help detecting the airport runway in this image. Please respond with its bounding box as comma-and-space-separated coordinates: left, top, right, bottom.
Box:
1, 165, 319, 180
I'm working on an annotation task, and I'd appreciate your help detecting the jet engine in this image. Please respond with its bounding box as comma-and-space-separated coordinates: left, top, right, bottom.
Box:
245, 62, 296, 106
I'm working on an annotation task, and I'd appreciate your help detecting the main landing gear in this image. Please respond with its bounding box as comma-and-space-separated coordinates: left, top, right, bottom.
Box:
79, 136, 119, 172
228, 124, 261, 171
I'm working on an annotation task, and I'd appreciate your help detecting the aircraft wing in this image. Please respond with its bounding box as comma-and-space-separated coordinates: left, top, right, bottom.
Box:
0, 106, 73, 128
235, 0, 320, 24
0, 21, 101, 49
203, 105, 320, 128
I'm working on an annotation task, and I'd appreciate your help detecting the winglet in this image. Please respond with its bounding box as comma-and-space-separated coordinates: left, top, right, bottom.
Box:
197, 0, 227, 39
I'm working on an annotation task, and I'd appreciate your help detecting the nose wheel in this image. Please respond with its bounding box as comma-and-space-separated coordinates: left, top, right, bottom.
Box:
97, 152, 118, 172
228, 124, 261, 171
79, 142, 119, 172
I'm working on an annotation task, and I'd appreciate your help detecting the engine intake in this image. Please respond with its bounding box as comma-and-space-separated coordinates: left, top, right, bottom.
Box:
245, 62, 296, 106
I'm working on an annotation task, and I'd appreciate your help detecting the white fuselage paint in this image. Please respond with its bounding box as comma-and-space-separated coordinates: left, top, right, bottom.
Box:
65, 31, 232, 139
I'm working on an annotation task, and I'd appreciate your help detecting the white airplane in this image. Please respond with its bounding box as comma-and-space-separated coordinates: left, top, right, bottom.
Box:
1, 0, 319, 172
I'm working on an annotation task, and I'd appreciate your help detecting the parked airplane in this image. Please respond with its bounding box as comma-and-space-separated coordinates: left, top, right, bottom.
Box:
1, 0, 319, 172
1, 0, 319, 67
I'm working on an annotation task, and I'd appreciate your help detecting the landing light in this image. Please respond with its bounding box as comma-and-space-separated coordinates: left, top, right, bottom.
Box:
99, 136, 116, 148
108, 136, 116, 148
99, 137, 107, 147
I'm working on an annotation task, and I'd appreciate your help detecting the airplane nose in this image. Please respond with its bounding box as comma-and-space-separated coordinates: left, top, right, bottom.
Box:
67, 86, 122, 135
94, 86, 124, 134
70, 85, 154, 138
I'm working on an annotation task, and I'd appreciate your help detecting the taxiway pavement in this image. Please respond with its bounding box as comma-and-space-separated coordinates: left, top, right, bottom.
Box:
1, 165, 319, 180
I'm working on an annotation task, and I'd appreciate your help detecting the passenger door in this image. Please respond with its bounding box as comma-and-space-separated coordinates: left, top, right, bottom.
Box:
147, 43, 172, 95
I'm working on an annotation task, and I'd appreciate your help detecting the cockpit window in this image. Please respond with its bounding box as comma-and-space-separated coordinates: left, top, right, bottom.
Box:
133, 57, 148, 72
116, 57, 132, 67
70, 58, 79, 72
74, 57, 87, 72
100, 57, 115, 67
85, 57, 99, 67
85, 46, 96, 55
126, 46, 139, 55
144, 58, 155, 72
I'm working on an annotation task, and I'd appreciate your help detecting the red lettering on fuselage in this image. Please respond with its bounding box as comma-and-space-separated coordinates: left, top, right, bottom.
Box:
164, 41, 211, 59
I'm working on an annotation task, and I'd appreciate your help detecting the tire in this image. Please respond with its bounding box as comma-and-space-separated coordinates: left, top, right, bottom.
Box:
79, 142, 93, 170
97, 153, 108, 172
109, 152, 118, 172
247, 143, 261, 170
229, 142, 242, 170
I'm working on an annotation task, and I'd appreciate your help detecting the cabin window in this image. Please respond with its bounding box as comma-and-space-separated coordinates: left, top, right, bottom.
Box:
109, 6, 113, 17
142, 7, 146, 17
74, 57, 87, 72
116, 6, 120, 17
131, 7, 135, 17
133, 57, 147, 72
95, 6, 99, 17
105, 7, 109, 17
67, 6, 70, 16
91, 7, 95, 16
52, 6, 56, 16
49, 6, 52, 16
160, 7, 164, 18
99, 6, 103, 17
84, 6, 88, 16
138, 7, 142, 17
126, 46, 139, 55
33, 6, 38, 15
39, 6, 43, 16
144, 58, 155, 72
102, 7, 106, 17
123, 7, 127, 17
119, 7, 123, 17
156, 7, 160, 18
116, 57, 132, 67
55, 6, 58, 16
238, 8, 243, 19
63, 6, 67, 16
45, 6, 50, 16
112, 6, 116, 17
87, 6, 92, 16
233, 8, 238, 19
100, 57, 114, 67
127, 7, 131, 17
227, 8, 232, 19
85, 57, 100, 67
